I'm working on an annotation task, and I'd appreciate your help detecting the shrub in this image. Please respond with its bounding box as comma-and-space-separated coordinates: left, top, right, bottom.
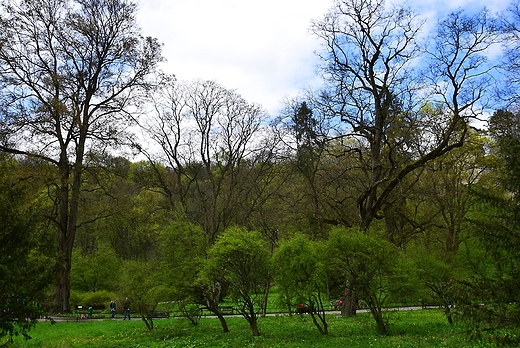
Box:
71, 290, 116, 310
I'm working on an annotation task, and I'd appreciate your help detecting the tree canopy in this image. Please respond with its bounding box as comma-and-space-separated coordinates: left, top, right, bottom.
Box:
2, 0, 520, 343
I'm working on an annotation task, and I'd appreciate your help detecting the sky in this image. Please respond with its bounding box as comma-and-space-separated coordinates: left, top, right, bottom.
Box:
136, 0, 512, 117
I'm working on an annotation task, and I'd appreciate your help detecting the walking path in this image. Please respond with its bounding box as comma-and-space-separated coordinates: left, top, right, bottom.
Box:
42, 306, 431, 323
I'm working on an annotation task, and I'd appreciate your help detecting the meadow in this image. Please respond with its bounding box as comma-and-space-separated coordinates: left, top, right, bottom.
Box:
5, 309, 506, 347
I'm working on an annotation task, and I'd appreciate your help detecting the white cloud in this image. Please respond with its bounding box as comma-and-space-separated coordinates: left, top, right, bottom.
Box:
136, 0, 512, 116
136, 0, 332, 115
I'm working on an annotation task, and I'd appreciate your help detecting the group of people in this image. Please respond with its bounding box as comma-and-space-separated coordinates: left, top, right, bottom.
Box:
110, 297, 131, 320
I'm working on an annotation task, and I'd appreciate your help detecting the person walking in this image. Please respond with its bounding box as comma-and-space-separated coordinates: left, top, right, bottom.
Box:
123, 297, 131, 320
110, 299, 117, 319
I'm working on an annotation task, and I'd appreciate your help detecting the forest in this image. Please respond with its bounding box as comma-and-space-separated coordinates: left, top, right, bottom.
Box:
1, 0, 520, 342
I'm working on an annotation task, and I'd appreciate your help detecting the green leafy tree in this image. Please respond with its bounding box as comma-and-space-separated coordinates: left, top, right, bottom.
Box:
271, 234, 329, 334
70, 246, 120, 293
119, 260, 166, 330
452, 109, 520, 341
410, 247, 457, 324
326, 227, 416, 334
158, 220, 207, 325
194, 266, 230, 333
0, 157, 52, 340
201, 227, 270, 336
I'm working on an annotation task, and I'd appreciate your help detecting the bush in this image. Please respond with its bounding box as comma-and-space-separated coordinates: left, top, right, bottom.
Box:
70, 291, 82, 310
71, 290, 116, 311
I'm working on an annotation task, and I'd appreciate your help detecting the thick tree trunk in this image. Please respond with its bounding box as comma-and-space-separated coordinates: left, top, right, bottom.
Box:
53, 163, 73, 313
341, 279, 357, 317
54, 253, 71, 313
53, 149, 82, 314
54, 222, 74, 313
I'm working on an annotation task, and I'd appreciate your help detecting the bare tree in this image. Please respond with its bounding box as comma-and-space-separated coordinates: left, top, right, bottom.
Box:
143, 78, 271, 243
311, 0, 425, 230
495, 1, 520, 107
0, 0, 162, 313
311, 0, 500, 315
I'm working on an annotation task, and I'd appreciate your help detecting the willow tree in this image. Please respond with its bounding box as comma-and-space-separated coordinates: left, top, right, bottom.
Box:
0, 0, 162, 313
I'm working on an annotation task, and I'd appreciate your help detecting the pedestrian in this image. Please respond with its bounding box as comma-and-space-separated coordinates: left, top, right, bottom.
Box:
110, 299, 117, 319
123, 297, 131, 320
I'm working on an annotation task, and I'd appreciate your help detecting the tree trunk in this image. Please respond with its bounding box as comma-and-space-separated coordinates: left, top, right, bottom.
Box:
369, 305, 388, 335
53, 146, 83, 313
54, 236, 73, 313
141, 315, 154, 330
248, 318, 260, 336
310, 312, 328, 335
442, 301, 454, 325
53, 163, 73, 313
216, 312, 230, 333
207, 302, 229, 333
284, 288, 293, 316
262, 280, 270, 316
309, 294, 329, 335
204, 285, 229, 333
341, 279, 357, 317
53, 250, 71, 313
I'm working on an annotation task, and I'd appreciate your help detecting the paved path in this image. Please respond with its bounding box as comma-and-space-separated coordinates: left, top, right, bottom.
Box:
42, 306, 434, 323
42, 316, 138, 322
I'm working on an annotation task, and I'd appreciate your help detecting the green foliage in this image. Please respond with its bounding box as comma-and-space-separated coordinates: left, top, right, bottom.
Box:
451, 109, 520, 337
119, 260, 168, 330
70, 247, 120, 293
7, 310, 504, 347
271, 233, 329, 334
202, 226, 270, 336
155, 220, 207, 325
0, 157, 51, 340
325, 227, 417, 334
158, 220, 207, 300
489, 109, 520, 193
206, 227, 270, 300
408, 245, 457, 324
454, 206, 520, 334
70, 291, 116, 311
272, 234, 324, 304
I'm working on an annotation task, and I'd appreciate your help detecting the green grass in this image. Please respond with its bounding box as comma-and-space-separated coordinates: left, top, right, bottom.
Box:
5, 309, 508, 347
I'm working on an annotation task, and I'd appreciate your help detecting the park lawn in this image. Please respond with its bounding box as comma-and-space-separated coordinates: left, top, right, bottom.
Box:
5, 309, 502, 347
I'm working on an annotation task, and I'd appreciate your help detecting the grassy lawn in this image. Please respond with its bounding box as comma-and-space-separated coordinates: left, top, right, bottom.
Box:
5, 309, 504, 347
